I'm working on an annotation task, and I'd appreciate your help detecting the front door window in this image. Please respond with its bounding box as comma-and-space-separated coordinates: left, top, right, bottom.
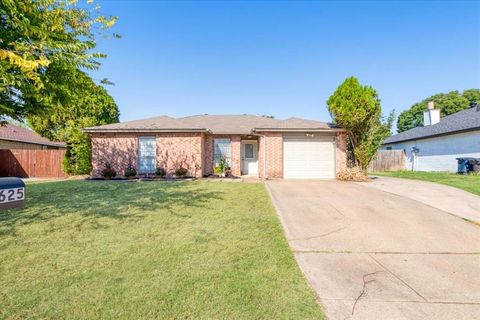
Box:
245, 143, 254, 159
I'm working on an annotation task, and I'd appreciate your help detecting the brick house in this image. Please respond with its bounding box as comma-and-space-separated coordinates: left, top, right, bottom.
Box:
84, 115, 346, 179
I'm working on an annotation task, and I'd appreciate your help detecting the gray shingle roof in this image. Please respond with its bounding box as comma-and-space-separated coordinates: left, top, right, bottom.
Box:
384, 106, 480, 144
84, 114, 342, 134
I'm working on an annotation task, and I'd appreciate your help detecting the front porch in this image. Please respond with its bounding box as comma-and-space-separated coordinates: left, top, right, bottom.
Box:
206, 134, 260, 178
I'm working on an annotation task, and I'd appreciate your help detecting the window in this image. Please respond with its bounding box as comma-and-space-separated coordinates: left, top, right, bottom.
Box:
138, 137, 156, 173
245, 143, 254, 158
214, 138, 231, 166
386, 146, 392, 150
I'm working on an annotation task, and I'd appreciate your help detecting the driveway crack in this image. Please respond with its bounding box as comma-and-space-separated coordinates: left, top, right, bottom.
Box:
289, 225, 349, 242
351, 271, 385, 316
369, 253, 428, 302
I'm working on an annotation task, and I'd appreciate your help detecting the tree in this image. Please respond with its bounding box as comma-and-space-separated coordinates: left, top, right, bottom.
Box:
0, 0, 118, 122
327, 76, 393, 171
28, 64, 119, 174
397, 89, 480, 132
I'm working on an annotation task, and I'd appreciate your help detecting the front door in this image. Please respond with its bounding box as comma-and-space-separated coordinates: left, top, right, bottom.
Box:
241, 140, 258, 175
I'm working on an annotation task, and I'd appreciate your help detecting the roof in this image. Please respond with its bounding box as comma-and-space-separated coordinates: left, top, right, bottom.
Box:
0, 124, 66, 148
84, 114, 342, 134
384, 106, 480, 144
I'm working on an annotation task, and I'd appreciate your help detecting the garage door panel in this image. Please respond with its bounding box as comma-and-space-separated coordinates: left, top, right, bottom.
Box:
283, 136, 335, 179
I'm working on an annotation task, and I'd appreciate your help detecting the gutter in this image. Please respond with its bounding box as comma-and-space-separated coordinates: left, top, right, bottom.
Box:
253, 128, 345, 133
0, 137, 66, 148
82, 128, 210, 133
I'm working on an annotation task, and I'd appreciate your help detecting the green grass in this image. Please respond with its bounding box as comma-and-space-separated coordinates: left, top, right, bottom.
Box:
373, 171, 480, 196
0, 180, 323, 319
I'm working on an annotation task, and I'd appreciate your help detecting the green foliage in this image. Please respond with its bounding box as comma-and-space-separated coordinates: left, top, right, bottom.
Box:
354, 111, 394, 171
28, 64, 119, 175
61, 121, 93, 175
327, 76, 393, 171
0, 0, 117, 121
397, 89, 480, 132
155, 167, 166, 177
175, 167, 189, 178
124, 164, 137, 178
214, 157, 230, 176
101, 163, 116, 179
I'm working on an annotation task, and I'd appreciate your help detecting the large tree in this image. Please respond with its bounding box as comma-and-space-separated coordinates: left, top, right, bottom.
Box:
28, 63, 119, 174
397, 89, 480, 132
327, 76, 393, 171
0, 0, 118, 122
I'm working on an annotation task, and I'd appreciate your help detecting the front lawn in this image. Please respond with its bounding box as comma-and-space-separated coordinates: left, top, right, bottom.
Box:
0, 180, 323, 319
373, 171, 480, 196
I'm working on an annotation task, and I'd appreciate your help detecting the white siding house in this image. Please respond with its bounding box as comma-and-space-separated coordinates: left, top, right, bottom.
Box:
382, 103, 480, 172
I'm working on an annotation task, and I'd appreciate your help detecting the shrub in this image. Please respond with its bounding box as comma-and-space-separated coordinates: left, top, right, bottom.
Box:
175, 167, 188, 178
155, 167, 166, 177
214, 157, 230, 176
101, 163, 117, 179
336, 167, 370, 182
124, 164, 137, 177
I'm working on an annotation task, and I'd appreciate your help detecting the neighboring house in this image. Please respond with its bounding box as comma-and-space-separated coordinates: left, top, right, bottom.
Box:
84, 114, 347, 179
381, 102, 480, 172
0, 124, 66, 150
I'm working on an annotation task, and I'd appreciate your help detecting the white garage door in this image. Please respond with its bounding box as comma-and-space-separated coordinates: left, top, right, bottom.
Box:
283, 135, 335, 179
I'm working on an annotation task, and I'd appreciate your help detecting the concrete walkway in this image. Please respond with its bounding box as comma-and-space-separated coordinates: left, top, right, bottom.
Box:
266, 180, 480, 320
360, 176, 480, 224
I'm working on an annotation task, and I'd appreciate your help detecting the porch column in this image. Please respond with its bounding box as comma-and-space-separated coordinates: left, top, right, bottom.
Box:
230, 136, 242, 176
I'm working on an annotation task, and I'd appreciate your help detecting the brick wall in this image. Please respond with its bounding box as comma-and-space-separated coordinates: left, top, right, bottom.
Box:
230, 136, 242, 176
156, 133, 203, 177
204, 135, 214, 176
90, 131, 347, 179
258, 132, 283, 179
335, 132, 347, 173
91, 133, 138, 177
91, 132, 204, 177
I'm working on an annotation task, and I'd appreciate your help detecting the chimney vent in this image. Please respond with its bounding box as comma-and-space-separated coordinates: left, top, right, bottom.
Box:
423, 101, 440, 126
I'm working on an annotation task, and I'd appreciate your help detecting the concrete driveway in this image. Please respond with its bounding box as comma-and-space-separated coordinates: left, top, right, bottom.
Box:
266, 179, 480, 320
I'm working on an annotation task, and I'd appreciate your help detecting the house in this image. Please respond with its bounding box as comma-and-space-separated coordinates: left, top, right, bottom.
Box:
381, 102, 480, 172
0, 124, 66, 150
84, 114, 347, 179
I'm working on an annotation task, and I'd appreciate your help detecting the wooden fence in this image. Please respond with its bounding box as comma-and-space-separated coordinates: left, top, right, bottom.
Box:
368, 150, 406, 172
0, 149, 66, 178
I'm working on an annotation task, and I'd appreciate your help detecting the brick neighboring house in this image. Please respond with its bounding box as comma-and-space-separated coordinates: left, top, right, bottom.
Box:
0, 124, 66, 150
84, 115, 346, 179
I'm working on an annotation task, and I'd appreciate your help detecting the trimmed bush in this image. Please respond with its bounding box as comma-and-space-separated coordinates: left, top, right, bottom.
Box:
175, 167, 188, 178
124, 164, 137, 178
155, 167, 166, 178
101, 163, 117, 179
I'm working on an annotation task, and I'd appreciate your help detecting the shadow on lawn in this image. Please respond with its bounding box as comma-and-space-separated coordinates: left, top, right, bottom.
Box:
0, 181, 223, 236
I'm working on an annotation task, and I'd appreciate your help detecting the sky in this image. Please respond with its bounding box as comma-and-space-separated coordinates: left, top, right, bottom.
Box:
90, 0, 480, 127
